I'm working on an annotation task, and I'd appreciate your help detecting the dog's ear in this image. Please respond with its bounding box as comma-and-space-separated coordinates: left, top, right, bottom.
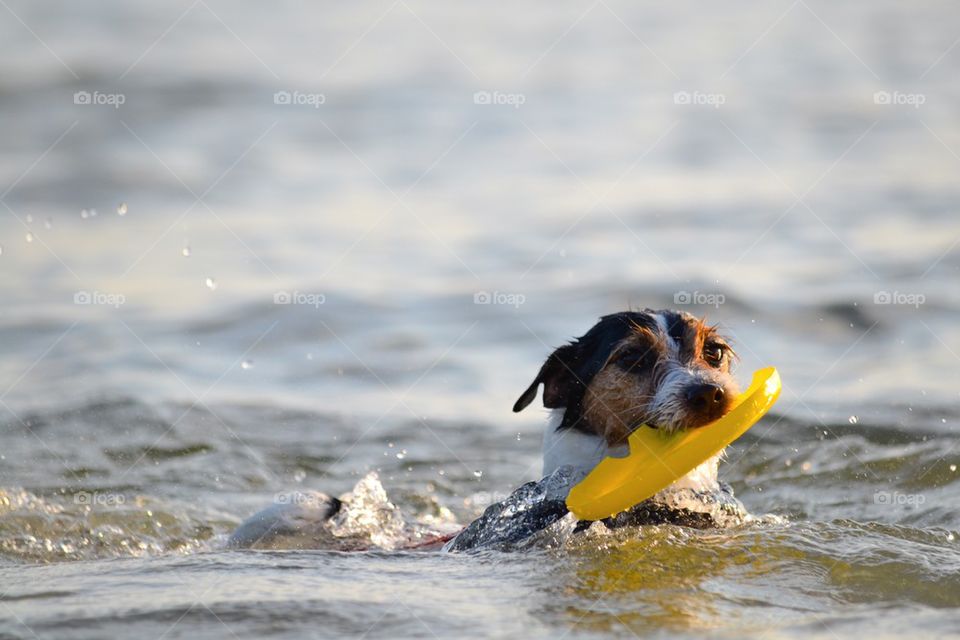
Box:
512, 343, 581, 412
513, 313, 639, 413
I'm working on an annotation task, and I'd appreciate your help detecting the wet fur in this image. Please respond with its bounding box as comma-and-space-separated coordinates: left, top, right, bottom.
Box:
515, 309, 740, 445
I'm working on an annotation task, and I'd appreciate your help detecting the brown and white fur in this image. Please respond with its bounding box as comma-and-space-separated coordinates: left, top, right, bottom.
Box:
515, 309, 739, 494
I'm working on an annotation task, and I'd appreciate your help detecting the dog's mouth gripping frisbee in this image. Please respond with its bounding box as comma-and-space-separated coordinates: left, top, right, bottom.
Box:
566, 367, 782, 521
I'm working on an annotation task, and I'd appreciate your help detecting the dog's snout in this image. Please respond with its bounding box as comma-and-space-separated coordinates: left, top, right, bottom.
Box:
685, 383, 726, 419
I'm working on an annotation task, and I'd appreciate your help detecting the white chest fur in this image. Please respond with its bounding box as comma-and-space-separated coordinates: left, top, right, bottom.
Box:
541, 409, 624, 477
540, 408, 721, 493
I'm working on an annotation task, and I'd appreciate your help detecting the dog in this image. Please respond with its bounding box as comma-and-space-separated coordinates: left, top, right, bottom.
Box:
519, 308, 738, 476
229, 308, 746, 551
445, 308, 746, 550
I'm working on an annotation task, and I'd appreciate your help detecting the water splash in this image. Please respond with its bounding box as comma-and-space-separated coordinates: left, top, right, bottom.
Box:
0, 488, 224, 563
444, 466, 584, 552
228, 472, 458, 551
326, 472, 407, 549
445, 467, 755, 552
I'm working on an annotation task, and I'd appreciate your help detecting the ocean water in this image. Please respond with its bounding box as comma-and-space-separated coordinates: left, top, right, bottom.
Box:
1, 0, 959, 637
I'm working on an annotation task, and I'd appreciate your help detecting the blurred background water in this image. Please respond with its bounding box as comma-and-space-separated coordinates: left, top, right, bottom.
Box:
1, 1, 959, 638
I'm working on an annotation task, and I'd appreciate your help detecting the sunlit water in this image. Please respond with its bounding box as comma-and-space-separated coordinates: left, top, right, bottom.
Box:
2, 0, 960, 638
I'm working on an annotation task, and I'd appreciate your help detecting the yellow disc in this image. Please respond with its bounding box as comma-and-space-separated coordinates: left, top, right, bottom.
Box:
566, 367, 782, 521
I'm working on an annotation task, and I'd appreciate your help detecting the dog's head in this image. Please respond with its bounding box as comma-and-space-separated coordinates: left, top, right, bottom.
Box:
514, 309, 739, 445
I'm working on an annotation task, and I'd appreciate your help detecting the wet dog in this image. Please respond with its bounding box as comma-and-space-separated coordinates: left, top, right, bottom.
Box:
445, 309, 745, 550
517, 308, 738, 477
230, 309, 747, 551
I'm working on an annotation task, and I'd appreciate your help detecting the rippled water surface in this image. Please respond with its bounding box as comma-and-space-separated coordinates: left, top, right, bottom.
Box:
2, 0, 960, 638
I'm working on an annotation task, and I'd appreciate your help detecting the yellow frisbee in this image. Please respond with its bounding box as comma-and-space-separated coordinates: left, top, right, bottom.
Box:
566, 367, 781, 520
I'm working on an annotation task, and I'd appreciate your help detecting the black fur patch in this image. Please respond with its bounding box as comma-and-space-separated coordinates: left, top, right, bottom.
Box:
513, 311, 659, 434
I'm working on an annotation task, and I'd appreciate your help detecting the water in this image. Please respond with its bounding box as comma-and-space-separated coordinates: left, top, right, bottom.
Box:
2, 0, 960, 637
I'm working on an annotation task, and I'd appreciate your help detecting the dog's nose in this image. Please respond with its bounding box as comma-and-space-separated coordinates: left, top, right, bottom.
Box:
686, 383, 725, 413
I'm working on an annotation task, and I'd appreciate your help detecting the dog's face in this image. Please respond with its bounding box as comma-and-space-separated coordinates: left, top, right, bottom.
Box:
514, 310, 739, 445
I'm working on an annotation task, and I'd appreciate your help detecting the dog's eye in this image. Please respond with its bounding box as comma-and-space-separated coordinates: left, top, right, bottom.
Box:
703, 344, 726, 366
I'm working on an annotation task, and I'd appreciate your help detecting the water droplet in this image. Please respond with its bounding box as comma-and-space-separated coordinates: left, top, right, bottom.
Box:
44, 217, 52, 229
293, 469, 306, 482
473, 470, 483, 479
80, 209, 89, 219
240, 359, 253, 370
801, 461, 812, 473
116, 202, 128, 216
848, 415, 859, 424
516, 432, 522, 441
951, 464, 957, 473
205, 277, 217, 290
948, 533, 956, 542
0, 245, 4, 256
89, 208, 97, 217
181, 245, 191, 257
388, 442, 394, 448
396, 449, 407, 460
25, 232, 33, 243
